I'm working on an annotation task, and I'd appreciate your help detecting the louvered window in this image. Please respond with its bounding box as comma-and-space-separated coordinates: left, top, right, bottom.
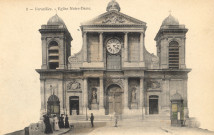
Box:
169, 41, 179, 69
48, 41, 59, 69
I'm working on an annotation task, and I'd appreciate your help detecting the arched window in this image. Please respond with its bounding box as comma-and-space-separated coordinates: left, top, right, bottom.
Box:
48, 41, 59, 69
169, 41, 179, 69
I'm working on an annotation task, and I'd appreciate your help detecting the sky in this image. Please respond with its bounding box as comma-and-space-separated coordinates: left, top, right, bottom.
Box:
0, 0, 214, 134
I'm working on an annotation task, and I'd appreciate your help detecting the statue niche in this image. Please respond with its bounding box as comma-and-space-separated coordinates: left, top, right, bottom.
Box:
90, 88, 98, 110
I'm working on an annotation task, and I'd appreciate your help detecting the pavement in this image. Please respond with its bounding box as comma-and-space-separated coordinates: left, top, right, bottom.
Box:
6, 128, 71, 135
7, 120, 214, 135
64, 120, 214, 135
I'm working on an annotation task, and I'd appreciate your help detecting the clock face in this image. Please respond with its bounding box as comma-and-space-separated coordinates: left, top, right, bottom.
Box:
106, 38, 121, 54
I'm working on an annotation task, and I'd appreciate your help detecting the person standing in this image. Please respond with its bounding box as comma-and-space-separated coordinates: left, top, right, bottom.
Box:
43, 115, 53, 134
90, 113, 94, 127
53, 115, 60, 131
114, 112, 118, 127
64, 115, 70, 128
60, 114, 65, 128
49, 115, 54, 131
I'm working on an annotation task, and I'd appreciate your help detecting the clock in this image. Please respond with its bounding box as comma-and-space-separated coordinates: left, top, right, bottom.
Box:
106, 38, 122, 54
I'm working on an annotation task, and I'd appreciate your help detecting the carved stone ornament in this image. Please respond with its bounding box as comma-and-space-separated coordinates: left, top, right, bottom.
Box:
102, 15, 126, 24
151, 54, 159, 63
105, 78, 124, 89
147, 80, 161, 89
67, 80, 81, 91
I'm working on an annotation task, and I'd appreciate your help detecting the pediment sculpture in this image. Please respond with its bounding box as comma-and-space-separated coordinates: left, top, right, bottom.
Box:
102, 15, 126, 24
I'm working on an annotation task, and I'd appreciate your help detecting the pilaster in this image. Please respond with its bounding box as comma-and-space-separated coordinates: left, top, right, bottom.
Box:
99, 32, 103, 62
83, 78, 88, 114
58, 37, 65, 69
123, 77, 129, 112
41, 37, 47, 69
83, 32, 88, 62
140, 32, 144, 62
124, 32, 128, 62
99, 77, 105, 114
40, 79, 46, 116
139, 77, 145, 118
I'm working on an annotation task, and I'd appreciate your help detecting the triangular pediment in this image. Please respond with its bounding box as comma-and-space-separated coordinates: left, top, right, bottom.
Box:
81, 11, 146, 26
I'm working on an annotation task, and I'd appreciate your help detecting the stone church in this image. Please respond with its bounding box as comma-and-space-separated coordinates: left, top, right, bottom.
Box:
37, 0, 191, 121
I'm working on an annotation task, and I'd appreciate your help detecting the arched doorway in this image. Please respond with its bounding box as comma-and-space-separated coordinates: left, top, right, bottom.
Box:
106, 84, 123, 115
47, 95, 60, 116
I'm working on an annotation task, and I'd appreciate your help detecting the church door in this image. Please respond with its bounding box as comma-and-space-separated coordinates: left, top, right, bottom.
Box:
149, 95, 159, 114
69, 96, 79, 115
106, 84, 123, 115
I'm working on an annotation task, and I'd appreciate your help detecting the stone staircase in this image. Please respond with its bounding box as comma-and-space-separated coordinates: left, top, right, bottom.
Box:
69, 112, 171, 127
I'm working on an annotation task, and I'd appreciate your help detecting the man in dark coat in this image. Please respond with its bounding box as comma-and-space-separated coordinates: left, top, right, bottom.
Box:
43, 115, 53, 134
58, 115, 62, 128
60, 114, 65, 128
64, 115, 70, 128
90, 113, 94, 127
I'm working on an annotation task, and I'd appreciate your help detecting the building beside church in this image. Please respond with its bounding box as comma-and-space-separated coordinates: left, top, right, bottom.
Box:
36, 0, 191, 121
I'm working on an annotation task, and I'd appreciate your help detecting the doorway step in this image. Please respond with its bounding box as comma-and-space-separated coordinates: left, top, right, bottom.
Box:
69, 115, 113, 121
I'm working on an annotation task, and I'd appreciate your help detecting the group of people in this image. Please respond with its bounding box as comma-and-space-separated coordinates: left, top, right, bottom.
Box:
43, 114, 70, 134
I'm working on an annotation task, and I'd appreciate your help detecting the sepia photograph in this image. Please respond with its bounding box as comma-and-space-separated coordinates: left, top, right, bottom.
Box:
0, 0, 214, 135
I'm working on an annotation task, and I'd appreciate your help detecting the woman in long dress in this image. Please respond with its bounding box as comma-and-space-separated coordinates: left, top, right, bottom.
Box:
53, 115, 60, 131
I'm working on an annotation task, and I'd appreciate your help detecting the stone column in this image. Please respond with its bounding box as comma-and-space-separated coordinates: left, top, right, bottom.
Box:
140, 32, 144, 62
99, 77, 104, 113
83, 32, 88, 62
139, 77, 145, 118
124, 32, 128, 61
99, 32, 103, 62
83, 78, 88, 113
124, 78, 129, 111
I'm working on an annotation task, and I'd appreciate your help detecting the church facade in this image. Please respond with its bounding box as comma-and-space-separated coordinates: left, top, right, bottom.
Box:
36, 0, 191, 120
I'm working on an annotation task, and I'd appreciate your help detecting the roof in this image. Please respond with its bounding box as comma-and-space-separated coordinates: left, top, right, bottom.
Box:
161, 14, 179, 26
47, 14, 66, 26
106, 0, 120, 12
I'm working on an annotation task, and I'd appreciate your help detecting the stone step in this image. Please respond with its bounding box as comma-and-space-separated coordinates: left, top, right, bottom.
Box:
69, 121, 107, 128
68, 114, 170, 122
69, 115, 113, 121
144, 114, 170, 120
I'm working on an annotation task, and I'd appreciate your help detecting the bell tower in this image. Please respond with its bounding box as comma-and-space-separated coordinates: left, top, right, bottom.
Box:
155, 14, 188, 69
39, 14, 72, 69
